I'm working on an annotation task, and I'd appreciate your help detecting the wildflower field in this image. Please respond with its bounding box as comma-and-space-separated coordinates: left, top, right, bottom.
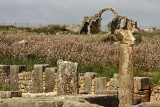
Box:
0, 27, 160, 84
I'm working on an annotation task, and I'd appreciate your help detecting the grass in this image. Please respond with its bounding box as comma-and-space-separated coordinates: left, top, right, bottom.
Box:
0, 57, 57, 71
78, 63, 118, 78
0, 85, 10, 91
0, 57, 118, 79
150, 73, 160, 85
0, 25, 77, 35
134, 68, 160, 85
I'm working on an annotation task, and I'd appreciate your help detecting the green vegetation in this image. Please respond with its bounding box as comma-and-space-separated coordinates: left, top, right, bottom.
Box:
0, 25, 77, 35
0, 57, 57, 71
0, 85, 10, 91
78, 63, 118, 78
101, 31, 107, 34
133, 32, 160, 43
150, 73, 160, 85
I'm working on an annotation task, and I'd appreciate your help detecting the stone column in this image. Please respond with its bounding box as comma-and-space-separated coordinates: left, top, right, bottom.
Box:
32, 64, 49, 93
57, 59, 78, 95
97, 18, 101, 33
87, 24, 91, 35
115, 29, 135, 107
84, 72, 97, 94
10, 65, 25, 90
45, 67, 57, 92
95, 77, 107, 94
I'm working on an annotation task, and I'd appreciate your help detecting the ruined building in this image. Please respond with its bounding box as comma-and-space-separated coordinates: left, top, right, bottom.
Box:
79, 7, 139, 34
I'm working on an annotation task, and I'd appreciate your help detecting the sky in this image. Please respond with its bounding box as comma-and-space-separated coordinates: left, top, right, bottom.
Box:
0, 0, 160, 27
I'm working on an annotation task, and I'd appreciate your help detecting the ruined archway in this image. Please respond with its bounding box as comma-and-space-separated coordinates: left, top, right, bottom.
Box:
101, 11, 116, 32
79, 7, 119, 34
79, 7, 139, 35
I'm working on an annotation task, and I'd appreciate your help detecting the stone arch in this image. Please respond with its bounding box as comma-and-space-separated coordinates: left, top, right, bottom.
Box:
79, 7, 138, 34
97, 7, 119, 18
79, 7, 119, 34
107, 16, 129, 34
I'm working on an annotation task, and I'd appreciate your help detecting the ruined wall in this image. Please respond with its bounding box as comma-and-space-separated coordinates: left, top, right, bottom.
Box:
79, 7, 139, 35
79, 7, 118, 34
0, 62, 151, 103
18, 72, 32, 93
150, 85, 160, 101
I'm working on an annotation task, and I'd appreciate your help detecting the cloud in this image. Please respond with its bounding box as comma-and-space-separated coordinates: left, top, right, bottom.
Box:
0, 0, 159, 27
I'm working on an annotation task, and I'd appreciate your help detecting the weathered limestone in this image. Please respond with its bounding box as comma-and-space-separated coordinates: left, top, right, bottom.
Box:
95, 77, 107, 94
18, 71, 32, 93
134, 77, 150, 90
0, 65, 10, 87
84, 72, 97, 94
116, 29, 135, 107
113, 73, 119, 79
32, 64, 49, 93
132, 102, 160, 107
79, 7, 118, 34
10, 65, 25, 90
57, 59, 78, 95
79, 7, 139, 34
45, 67, 57, 92
150, 85, 160, 102
134, 77, 150, 102
106, 77, 118, 91
0, 91, 22, 98
79, 73, 85, 94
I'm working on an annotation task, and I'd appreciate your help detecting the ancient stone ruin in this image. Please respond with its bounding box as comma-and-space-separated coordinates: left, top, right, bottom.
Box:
0, 7, 160, 107
1, 59, 160, 107
79, 7, 139, 34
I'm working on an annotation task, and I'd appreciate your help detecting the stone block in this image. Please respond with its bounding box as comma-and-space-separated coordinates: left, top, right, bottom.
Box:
95, 77, 107, 93
78, 73, 85, 86
134, 77, 150, 90
84, 72, 97, 94
95, 90, 118, 95
153, 87, 158, 93
109, 78, 119, 88
0, 91, 22, 98
9, 65, 25, 90
32, 64, 49, 93
107, 86, 118, 90
45, 67, 57, 92
113, 73, 119, 79
0, 65, 10, 85
57, 59, 78, 95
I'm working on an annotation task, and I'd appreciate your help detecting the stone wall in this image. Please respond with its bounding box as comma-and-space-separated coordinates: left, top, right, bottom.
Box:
0, 63, 152, 103
134, 77, 150, 102
106, 75, 150, 102
150, 85, 160, 101
18, 66, 57, 93
18, 71, 32, 93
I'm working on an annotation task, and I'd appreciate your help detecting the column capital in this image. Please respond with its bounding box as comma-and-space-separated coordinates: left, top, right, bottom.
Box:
115, 29, 135, 45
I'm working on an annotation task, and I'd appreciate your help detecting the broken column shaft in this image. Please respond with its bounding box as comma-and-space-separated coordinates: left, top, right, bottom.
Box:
57, 59, 78, 95
115, 29, 135, 107
119, 43, 134, 107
